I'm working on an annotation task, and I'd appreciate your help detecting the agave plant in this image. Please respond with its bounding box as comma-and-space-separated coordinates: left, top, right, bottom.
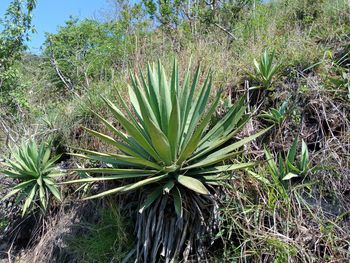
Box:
265, 137, 310, 187
67, 59, 267, 262
259, 99, 289, 125
253, 49, 281, 90
0, 141, 62, 216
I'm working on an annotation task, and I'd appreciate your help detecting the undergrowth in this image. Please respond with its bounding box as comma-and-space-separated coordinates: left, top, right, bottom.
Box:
67, 204, 132, 263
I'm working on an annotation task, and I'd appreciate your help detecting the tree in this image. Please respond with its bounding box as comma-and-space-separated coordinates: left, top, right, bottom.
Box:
142, 0, 258, 37
44, 15, 146, 90
142, 0, 184, 31
0, 0, 36, 90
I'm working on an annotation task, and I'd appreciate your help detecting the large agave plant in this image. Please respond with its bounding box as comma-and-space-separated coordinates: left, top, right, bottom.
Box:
67, 59, 267, 262
0, 141, 62, 216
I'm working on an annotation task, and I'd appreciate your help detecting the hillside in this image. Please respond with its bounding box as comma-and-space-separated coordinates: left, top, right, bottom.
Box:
1, 0, 350, 262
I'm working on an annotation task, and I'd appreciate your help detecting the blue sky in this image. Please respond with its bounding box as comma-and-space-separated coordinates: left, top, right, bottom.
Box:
0, 0, 111, 53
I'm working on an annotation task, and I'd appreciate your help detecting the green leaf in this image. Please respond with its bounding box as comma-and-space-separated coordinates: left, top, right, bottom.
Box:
83, 174, 168, 200
287, 136, 298, 163
247, 170, 271, 185
42, 154, 62, 172
63, 173, 152, 184
22, 184, 37, 217
83, 127, 143, 158
0, 169, 28, 179
71, 168, 154, 174
179, 64, 200, 137
129, 74, 159, 126
128, 83, 142, 118
286, 160, 301, 174
282, 173, 299, 181
191, 117, 249, 161
300, 140, 309, 170
181, 73, 212, 150
264, 149, 278, 179
189, 162, 255, 175
173, 186, 183, 218
72, 148, 162, 170
46, 183, 61, 202
177, 92, 220, 164
145, 118, 172, 165
163, 180, 174, 193
146, 63, 162, 124
176, 175, 209, 195
199, 96, 246, 145
168, 94, 180, 160
42, 147, 51, 166
102, 97, 161, 162
39, 184, 47, 210
186, 128, 270, 169
158, 61, 172, 132
1, 188, 22, 202
42, 177, 55, 185
139, 186, 163, 214
90, 110, 129, 142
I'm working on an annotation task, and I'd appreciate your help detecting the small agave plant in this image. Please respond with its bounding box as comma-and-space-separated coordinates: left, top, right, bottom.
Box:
259, 99, 289, 125
265, 136, 310, 198
1, 141, 62, 216
253, 49, 281, 90
67, 59, 267, 262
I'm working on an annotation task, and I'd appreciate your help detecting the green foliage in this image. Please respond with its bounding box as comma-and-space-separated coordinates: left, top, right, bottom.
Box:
0, 0, 36, 70
67, 204, 131, 263
328, 70, 350, 100
0, 217, 9, 232
198, 0, 257, 31
0, 141, 63, 216
252, 49, 281, 90
259, 99, 288, 125
43, 11, 146, 89
142, 0, 257, 34
143, 0, 183, 31
66, 59, 266, 218
0, 0, 36, 113
326, 50, 350, 100
265, 137, 310, 191
1, 0, 349, 261
0, 0, 36, 86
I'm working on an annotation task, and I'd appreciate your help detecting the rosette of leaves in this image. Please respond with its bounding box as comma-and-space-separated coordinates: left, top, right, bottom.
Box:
67, 59, 267, 262
265, 137, 310, 184
259, 99, 289, 125
1, 141, 62, 216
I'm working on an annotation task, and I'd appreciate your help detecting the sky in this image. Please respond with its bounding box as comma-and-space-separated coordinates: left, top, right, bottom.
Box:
0, 0, 111, 53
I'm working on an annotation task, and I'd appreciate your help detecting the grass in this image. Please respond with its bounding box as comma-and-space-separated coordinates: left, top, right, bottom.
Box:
218, 169, 350, 262
67, 203, 132, 263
